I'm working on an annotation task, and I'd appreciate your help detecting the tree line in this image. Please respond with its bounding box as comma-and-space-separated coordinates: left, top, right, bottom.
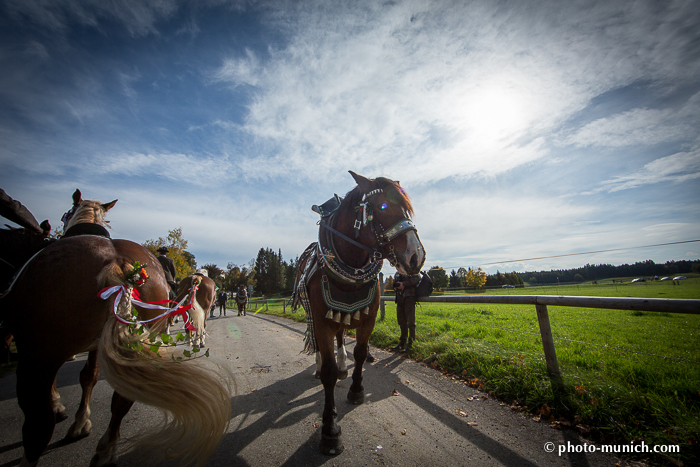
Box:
145, 229, 699, 295
517, 259, 700, 285
142, 228, 300, 296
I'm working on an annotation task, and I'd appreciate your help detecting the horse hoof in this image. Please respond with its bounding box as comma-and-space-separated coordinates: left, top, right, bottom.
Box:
319, 434, 344, 456
347, 389, 365, 405
66, 420, 92, 440
338, 369, 348, 380
55, 410, 69, 423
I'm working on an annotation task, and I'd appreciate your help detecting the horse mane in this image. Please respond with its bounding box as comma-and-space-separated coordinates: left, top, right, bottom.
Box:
66, 200, 110, 230
344, 177, 414, 217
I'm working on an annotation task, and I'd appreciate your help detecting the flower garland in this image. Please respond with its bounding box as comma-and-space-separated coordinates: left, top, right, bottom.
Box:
126, 260, 149, 286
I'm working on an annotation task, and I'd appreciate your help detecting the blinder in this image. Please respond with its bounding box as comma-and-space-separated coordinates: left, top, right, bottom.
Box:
380, 219, 416, 244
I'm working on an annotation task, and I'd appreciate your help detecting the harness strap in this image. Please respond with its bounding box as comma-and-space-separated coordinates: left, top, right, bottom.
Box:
319, 220, 377, 256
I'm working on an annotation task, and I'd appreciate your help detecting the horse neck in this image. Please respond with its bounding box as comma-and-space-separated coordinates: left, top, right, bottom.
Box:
66, 205, 105, 229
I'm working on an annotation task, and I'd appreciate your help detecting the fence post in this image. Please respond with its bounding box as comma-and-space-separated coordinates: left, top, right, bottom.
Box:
535, 304, 562, 383
265, 300, 269, 311
379, 272, 385, 321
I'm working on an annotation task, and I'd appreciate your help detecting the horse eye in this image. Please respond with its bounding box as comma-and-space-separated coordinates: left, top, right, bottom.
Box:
380, 203, 388, 210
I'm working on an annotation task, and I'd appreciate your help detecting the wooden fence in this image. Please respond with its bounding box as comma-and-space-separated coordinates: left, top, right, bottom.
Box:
380, 295, 700, 382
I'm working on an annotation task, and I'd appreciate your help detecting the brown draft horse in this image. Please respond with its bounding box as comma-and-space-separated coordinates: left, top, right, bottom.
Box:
1, 190, 231, 467
171, 273, 216, 348
235, 285, 248, 316
294, 172, 425, 455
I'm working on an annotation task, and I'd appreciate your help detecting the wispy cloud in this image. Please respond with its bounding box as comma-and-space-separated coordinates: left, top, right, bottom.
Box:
565, 91, 700, 148
1, 0, 699, 271
4, 0, 179, 37
212, 0, 700, 184
594, 150, 700, 193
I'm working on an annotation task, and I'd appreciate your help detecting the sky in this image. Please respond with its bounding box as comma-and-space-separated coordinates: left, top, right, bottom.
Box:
1, 0, 699, 276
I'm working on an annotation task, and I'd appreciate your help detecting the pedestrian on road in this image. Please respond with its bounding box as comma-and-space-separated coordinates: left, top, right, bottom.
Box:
218, 291, 227, 316
157, 246, 178, 300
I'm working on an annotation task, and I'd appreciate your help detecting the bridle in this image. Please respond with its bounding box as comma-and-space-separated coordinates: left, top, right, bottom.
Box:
61, 205, 77, 230
317, 188, 418, 285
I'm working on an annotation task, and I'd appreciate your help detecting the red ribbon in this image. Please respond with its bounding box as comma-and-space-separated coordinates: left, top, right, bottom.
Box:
98, 286, 197, 331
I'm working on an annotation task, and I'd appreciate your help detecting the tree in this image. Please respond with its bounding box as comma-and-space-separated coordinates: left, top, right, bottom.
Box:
254, 248, 285, 295
465, 267, 487, 289
142, 227, 195, 281
202, 264, 225, 288
427, 267, 448, 291
449, 269, 467, 288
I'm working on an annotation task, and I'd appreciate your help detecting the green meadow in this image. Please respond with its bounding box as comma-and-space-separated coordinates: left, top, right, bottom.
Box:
259, 277, 700, 466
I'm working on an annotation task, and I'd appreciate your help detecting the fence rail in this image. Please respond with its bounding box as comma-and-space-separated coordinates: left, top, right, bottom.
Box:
380, 295, 700, 383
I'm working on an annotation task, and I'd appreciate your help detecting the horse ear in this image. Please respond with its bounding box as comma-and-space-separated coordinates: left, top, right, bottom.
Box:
72, 189, 82, 206
349, 171, 372, 190
102, 200, 118, 212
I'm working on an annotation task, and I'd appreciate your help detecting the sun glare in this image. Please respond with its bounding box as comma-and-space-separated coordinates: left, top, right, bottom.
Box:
465, 85, 527, 141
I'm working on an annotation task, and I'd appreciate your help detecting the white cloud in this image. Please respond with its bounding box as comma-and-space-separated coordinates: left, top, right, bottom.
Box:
88, 152, 234, 187
597, 150, 700, 192
211, 0, 700, 184
565, 91, 700, 149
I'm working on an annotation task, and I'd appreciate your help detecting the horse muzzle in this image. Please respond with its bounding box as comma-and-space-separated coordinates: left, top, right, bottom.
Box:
393, 230, 425, 275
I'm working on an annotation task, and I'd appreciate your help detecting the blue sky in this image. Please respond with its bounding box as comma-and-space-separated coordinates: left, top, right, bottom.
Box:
1, 0, 698, 276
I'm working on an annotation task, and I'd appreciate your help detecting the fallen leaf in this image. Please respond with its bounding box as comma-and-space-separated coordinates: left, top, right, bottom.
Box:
467, 422, 478, 426
456, 409, 467, 417
392, 389, 400, 396
401, 429, 406, 435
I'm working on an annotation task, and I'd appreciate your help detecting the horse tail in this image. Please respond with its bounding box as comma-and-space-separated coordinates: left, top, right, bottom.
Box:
96, 262, 232, 466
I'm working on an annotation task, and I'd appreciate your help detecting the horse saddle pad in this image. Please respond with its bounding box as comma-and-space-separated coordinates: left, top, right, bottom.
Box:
321, 274, 377, 314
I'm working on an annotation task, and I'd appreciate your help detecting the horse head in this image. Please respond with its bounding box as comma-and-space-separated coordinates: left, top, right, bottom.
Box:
348, 171, 425, 275
62, 189, 118, 231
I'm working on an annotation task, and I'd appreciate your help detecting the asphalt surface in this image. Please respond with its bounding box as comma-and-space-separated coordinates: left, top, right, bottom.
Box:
0, 310, 621, 467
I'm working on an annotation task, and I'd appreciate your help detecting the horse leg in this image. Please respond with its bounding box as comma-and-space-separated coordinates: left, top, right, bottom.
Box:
347, 326, 370, 405
50, 379, 68, 422
318, 335, 343, 455
314, 351, 322, 378
66, 350, 99, 440
198, 327, 206, 347
90, 391, 134, 467
17, 361, 60, 467
336, 331, 348, 380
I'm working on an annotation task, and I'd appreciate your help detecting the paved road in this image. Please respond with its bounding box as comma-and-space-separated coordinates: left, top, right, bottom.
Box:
0, 312, 619, 466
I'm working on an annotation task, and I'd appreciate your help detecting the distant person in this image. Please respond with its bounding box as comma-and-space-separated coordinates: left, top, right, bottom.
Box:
217, 291, 228, 317
391, 271, 421, 353
156, 246, 178, 300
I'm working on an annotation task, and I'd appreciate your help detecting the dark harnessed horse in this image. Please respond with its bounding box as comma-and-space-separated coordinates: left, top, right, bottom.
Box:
236, 287, 248, 316
293, 171, 425, 455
